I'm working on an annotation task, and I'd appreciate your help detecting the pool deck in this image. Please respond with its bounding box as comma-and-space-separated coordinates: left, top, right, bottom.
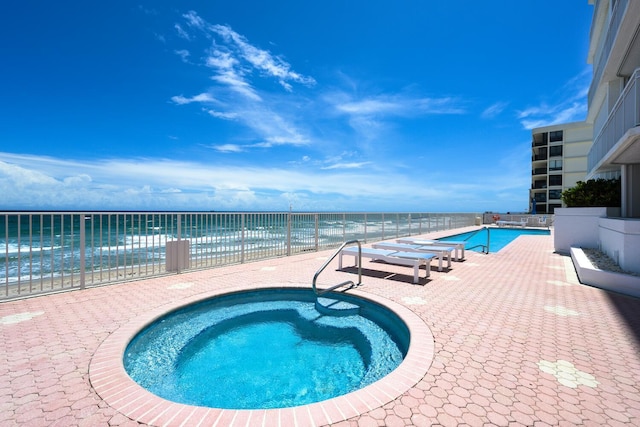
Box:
1, 226, 639, 426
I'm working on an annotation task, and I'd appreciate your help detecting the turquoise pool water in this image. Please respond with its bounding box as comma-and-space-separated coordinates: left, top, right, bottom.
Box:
123, 288, 409, 409
438, 227, 550, 253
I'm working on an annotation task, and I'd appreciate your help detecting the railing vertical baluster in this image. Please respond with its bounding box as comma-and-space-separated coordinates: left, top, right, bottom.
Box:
39, 214, 44, 292
28, 215, 33, 293
50, 215, 54, 290
60, 215, 65, 288
286, 210, 291, 257
241, 213, 246, 263
80, 214, 86, 289
16, 215, 21, 293
4, 214, 9, 296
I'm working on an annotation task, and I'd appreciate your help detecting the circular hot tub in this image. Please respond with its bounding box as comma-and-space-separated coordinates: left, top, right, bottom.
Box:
124, 288, 409, 409
90, 285, 435, 426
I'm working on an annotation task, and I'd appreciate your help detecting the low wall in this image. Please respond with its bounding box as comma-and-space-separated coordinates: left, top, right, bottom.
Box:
553, 207, 620, 254
599, 218, 640, 274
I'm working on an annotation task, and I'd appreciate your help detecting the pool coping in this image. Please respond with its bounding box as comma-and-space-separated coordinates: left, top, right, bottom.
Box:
89, 283, 435, 426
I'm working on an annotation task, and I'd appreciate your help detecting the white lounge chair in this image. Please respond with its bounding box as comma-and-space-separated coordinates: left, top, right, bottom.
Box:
371, 242, 455, 271
396, 238, 465, 260
496, 218, 527, 228
339, 247, 436, 284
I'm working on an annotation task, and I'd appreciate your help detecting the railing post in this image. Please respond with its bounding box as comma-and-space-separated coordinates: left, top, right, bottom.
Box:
381, 213, 385, 241
364, 213, 368, 243
241, 213, 246, 263
314, 213, 319, 251
80, 214, 86, 289
177, 213, 182, 273
342, 213, 346, 241
287, 210, 291, 256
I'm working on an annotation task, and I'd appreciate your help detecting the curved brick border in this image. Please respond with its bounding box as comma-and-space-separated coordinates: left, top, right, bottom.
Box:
89, 284, 435, 426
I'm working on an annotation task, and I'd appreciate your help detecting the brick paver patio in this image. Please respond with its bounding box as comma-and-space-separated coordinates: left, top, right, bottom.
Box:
1, 227, 639, 426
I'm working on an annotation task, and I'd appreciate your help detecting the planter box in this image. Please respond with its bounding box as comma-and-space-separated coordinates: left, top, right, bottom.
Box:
570, 247, 640, 298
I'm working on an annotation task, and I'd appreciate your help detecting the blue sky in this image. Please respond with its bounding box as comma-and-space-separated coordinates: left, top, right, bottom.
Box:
0, 1, 593, 212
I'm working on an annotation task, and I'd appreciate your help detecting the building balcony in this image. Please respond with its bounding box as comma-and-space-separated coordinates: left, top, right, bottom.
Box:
533, 195, 547, 203
532, 181, 547, 189
532, 154, 548, 161
588, 0, 629, 106
588, 67, 640, 174
532, 168, 547, 176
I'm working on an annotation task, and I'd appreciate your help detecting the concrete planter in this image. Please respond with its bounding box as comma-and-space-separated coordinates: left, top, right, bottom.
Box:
553, 207, 620, 254
570, 247, 640, 298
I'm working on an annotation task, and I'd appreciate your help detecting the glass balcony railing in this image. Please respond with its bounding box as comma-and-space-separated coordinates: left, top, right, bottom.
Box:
588, 0, 629, 106
588, 67, 640, 173
532, 168, 547, 175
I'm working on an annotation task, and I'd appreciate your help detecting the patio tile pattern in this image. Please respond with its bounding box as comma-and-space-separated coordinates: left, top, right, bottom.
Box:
1, 227, 639, 426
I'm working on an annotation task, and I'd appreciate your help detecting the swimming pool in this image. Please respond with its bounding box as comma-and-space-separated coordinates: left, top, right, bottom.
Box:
123, 288, 409, 409
438, 227, 550, 253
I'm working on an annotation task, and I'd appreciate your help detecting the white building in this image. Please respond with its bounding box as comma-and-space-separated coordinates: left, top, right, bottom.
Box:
586, 0, 640, 217
531, 122, 592, 213
567, 0, 640, 274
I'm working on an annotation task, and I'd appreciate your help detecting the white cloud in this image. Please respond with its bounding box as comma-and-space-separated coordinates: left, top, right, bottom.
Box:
205, 109, 238, 120
174, 49, 190, 62
209, 23, 316, 90
321, 162, 371, 170
171, 93, 216, 105
210, 70, 261, 101
174, 24, 191, 40
335, 95, 465, 117
182, 10, 207, 31
0, 150, 535, 211
517, 68, 590, 129
213, 144, 244, 153
0, 152, 482, 211
481, 101, 509, 119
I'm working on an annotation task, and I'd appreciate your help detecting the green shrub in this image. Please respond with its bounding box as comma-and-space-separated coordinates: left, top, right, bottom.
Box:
561, 177, 621, 207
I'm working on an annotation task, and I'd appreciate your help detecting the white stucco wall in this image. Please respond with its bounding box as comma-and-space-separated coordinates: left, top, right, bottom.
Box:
553, 207, 617, 254
599, 217, 640, 274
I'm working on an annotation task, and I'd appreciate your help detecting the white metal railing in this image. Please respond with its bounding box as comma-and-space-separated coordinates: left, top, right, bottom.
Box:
588, 0, 628, 106
0, 211, 478, 300
588, 67, 640, 173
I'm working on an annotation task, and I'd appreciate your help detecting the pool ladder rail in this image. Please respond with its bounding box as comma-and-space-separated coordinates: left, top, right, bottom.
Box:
461, 226, 491, 254
313, 240, 363, 316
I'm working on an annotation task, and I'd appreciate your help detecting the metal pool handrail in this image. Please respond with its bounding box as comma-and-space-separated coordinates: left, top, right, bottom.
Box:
312, 239, 362, 296
463, 226, 490, 254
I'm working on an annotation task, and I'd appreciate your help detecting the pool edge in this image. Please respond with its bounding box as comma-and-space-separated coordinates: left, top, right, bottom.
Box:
89, 283, 435, 426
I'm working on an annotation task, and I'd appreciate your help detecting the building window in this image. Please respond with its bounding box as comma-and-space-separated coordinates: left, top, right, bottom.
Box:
549, 160, 563, 171
549, 145, 563, 157
549, 130, 563, 142
549, 175, 562, 186
549, 189, 562, 199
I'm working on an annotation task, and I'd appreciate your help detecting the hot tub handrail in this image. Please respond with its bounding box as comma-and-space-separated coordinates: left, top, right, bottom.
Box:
313, 239, 362, 296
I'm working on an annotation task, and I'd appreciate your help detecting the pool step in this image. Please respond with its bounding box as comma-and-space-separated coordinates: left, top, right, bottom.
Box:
315, 297, 360, 316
